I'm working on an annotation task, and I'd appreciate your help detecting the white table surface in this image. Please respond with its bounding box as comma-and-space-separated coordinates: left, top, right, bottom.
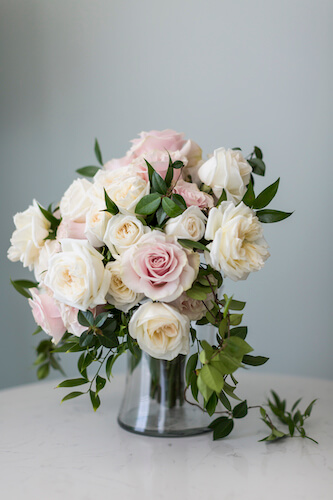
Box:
0, 371, 332, 500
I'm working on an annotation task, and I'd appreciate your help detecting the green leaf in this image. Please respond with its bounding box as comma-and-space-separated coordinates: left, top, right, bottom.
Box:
254, 146, 263, 159
200, 364, 224, 393
256, 209, 293, 223
38, 204, 60, 227
144, 159, 155, 183
161, 197, 184, 218
229, 314, 243, 326
219, 391, 232, 411
10, 279, 32, 299
252, 178, 280, 209
90, 390, 101, 411
152, 171, 167, 195
220, 298, 246, 311
135, 193, 162, 215
79, 331, 94, 347
11, 279, 38, 288
185, 353, 198, 386
96, 375, 106, 394
230, 326, 248, 340
94, 138, 103, 165
57, 378, 88, 388
209, 417, 234, 440
104, 189, 119, 215
76, 166, 100, 177
242, 179, 255, 207
78, 310, 94, 327
171, 193, 187, 210
248, 157, 266, 176
190, 373, 199, 401
290, 398, 302, 413
98, 331, 119, 349
218, 318, 228, 337
178, 239, 209, 252
197, 371, 213, 402
223, 381, 241, 401
172, 160, 184, 169
33, 352, 47, 366
232, 400, 248, 419
304, 399, 317, 417
82, 352, 95, 371
186, 284, 211, 300
156, 206, 167, 226
37, 363, 50, 380
61, 391, 85, 402
216, 189, 227, 207
94, 312, 109, 328
205, 392, 218, 416
164, 162, 173, 188
242, 354, 269, 366
32, 326, 43, 336
225, 336, 253, 359
105, 354, 115, 381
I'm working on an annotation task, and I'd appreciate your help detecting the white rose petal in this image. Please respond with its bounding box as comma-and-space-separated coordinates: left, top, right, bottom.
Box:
198, 148, 252, 204
164, 206, 207, 241
103, 214, 150, 256
7, 200, 51, 270
105, 260, 144, 312
34, 239, 61, 282
59, 178, 93, 222
85, 204, 112, 247
44, 239, 111, 310
205, 201, 270, 281
129, 301, 190, 361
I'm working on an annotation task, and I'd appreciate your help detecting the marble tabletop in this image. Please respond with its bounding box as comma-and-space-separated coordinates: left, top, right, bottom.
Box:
0, 371, 332, 500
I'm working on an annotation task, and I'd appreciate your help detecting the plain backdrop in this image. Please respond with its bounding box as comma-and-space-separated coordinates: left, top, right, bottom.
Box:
0, 0, 332, 390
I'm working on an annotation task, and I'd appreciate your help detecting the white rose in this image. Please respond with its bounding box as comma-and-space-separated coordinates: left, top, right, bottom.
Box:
164, 206, 207, 241
103, 214, 150, 256
205, 201, 270, 281
34, 239, 61, 282
59, 178, 93, 222
89, 167, 149, 215
129, 301, 190, 361
198, 148, 252, 204
105, 260, 144, 312
85, 204, 112, 247
44, 239, 111, 310
7, 200, 51, 270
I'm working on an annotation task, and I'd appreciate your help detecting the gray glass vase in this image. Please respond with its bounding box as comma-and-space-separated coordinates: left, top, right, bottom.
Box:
117, 351, 212, 437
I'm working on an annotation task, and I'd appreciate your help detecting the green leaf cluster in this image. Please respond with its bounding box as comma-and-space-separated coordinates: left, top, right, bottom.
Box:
208, 400, 248, 440
259, 391, 318, 443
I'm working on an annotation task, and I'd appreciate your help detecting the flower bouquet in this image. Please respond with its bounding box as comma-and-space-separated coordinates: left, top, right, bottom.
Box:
8, 129, 299, 440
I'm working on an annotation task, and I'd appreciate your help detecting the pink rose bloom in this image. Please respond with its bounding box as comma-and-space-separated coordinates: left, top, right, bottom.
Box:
57, 219, 87, 240
29, 288, 66, 344
121, 231, 200, 302
173, 179, 214, 209
129, 129, 186, 158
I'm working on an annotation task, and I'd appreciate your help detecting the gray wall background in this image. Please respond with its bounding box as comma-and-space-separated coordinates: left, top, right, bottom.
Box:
0, 0, 332, 389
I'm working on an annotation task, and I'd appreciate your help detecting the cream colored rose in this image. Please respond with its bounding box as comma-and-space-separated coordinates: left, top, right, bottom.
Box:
105, 260, 144, 312
89, 167, 149, 215
205, 201, 270, 281
34, 239, 61, 282
59, 178, 93, 222
7, 200, 51, 270
164, 206, 207, 242
129, 301, 190, 361
44, 239, 111, 310
103, 214, 150, 256
85, 204, 112, 247
198, 148, 252, 203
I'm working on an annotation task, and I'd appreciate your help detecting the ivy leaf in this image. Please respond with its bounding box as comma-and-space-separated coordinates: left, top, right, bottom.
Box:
232, 400, 248, 419
135, 193, 162, 215
252, 178, 280, 209
76, 166, 100, 177
104, 189, 119, 215
161, 197, 184, 218
94, 138, 103, 165
242, 355, 269, 366
152, 171, 167, 195
256, 209, 293, 223
209, 417, 234, 440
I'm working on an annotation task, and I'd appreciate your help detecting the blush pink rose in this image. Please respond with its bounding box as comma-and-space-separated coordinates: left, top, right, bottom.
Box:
132, 150, 186, 182
121, 231, 200, 302
173, 179, 214, 209
103, 156, 131, 171
29, 288, 66, 344
129, 129, 186, 158
57, 219, 87, 240
59, 304, 106, 337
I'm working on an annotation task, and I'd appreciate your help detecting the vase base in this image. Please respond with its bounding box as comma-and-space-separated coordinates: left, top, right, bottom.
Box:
117, 404, 213, 438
